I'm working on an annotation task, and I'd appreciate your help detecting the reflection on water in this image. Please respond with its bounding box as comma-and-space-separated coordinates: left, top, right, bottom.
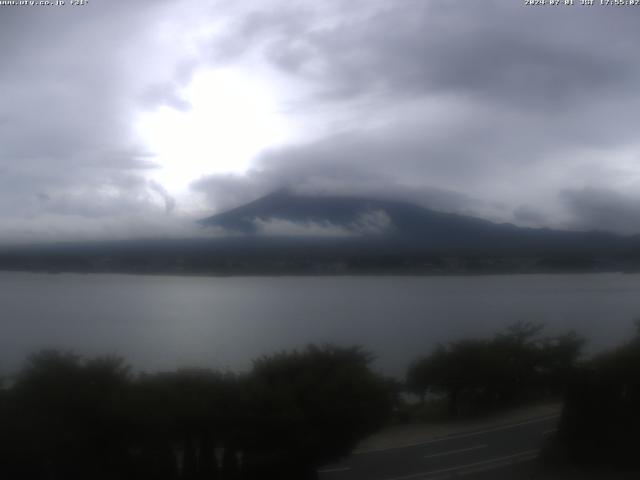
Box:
1, 272, 639, 376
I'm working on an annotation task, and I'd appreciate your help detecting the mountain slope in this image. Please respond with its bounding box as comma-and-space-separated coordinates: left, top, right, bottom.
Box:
199, 190, 630, 256
0, 191, 638, 276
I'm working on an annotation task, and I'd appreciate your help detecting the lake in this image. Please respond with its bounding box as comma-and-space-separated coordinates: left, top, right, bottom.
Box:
1, 272, 639, 377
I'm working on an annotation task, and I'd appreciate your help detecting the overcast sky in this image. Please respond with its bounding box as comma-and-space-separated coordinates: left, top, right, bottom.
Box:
2, 0, 640, 241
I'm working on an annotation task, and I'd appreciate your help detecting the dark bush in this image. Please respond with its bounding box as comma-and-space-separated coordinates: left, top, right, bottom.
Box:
0, 345, 392, 480
407, 322, 583, 417
557, 326, 640, 469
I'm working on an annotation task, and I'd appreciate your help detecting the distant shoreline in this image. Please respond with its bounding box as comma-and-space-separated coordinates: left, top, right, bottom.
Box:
0, 266, 637, 279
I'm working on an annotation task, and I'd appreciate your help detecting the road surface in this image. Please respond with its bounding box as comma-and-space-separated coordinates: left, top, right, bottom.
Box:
318, 413, 559, 480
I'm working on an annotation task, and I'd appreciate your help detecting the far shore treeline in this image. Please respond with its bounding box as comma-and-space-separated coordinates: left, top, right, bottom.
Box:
1, 322, 640, 478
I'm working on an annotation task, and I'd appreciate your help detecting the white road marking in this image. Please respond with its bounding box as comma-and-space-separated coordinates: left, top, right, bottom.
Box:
318, 466, 351, 474
457, 451, 539, 477
354, 413, 560, 455
423, 444, 487, 459
382, 449, 539, 480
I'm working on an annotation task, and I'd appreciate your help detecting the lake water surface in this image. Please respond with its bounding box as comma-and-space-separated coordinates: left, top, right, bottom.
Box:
1, 272, 640, 377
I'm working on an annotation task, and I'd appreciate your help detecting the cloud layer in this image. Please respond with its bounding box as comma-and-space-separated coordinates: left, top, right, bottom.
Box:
3, 0, 640, 240
194, 1, 640, 232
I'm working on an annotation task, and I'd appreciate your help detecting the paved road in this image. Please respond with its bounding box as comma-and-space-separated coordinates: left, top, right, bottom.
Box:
318, 414, 559, 480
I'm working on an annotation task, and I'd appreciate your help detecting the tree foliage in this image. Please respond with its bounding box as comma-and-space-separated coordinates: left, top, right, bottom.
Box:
0, 345, 392, 480
407, 322, 584, 416
245, 345, 392, 477
557, 324, 640, 468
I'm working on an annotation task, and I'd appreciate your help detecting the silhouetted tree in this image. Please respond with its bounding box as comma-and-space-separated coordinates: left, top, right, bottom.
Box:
127, 368, 242, 479
557, 324, 640, 469
243, 345, 393, 480
0, 345, 392, 480
407, 322, 584, 417
7, 351, 131, 479
537, 330, 584, 396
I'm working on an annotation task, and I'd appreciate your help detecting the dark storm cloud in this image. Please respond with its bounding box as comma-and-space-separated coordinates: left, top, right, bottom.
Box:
561, 187, 640, 235
193, 0, 640, 233
513, 205, 548, 227
192, 128, 480, 215
212, 0, 638, 108
3, 0, 640, 240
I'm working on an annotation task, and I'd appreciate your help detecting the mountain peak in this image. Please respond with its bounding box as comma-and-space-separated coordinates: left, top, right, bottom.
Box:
199, 190, 630, 256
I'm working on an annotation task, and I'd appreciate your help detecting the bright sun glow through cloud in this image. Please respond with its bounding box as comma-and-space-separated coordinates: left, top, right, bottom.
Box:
137, 69, 291, 194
